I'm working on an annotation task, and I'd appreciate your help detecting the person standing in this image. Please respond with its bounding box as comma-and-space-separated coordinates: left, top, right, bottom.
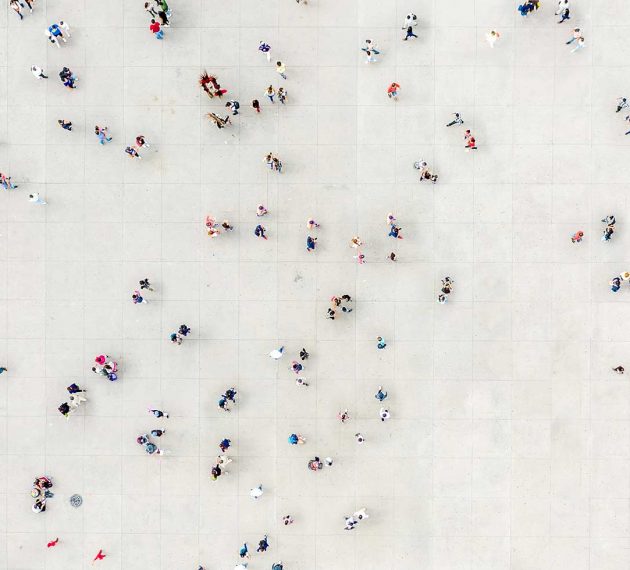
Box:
31, 65, 48, 79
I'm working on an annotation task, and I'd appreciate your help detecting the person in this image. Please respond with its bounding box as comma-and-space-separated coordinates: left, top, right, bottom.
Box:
59, 67, 77, 88
149, 19, 163, 39
257, 535, 269, 553
31, 65, 47, 79
566, 28, 582, 46
283, 515, 294, 525
387, 82, 400, 99
178, 324, 191, 336
337, 409, 349, 423
259, 41, 271, 61
388, 224, 402, 239
402, 25, 417, 40
255, 224, 268, 240
48, 23, 67, 43
265, 85, 276, 103
271, 564, 283, 570
278, 87, 287, 104
268, 346, 284, 359
377, 336, 386, 349
125, 146, 141, 159
361, 39, 380, 55
446, 112, 464, 127
239, 543, 250, 559
350, 236, 362, 248
388, 252, 397, 261
0, 173, 17, 190
58, 402, 71, 417
10, 0, 24, 19
28, 193, 47, 205
139, 278, 154, 291
464, 130, 477, 150
132, 290, 147, 304
441, 277, 454, 295
295, 377, 309, 387
354, 507, 369, 520
379, 408, 390, 422
225, 100, 240, 115
299, 348, 309, 360
288, 433, 305, 445
95, 126, 112, 145
404, 13, 418, 27
250, 484, 263, 499
308, 456, 322, 471
613, 366, 625, 374
324, 457, 333, 466
306, 235, 317, 251
58, 119, 72, 131
252, 99, 261, 113
570, 36, 585, 52
148, 408, 169, 418
135, 135, 150, 149
375, 386, 388, 401
610, 277, 622, 292
485, 30, 500, 47
290, 361, 303, 374
602, 225, 614, 242
276, 61, 287, 79
571, 231, 584, 243
219, 438, 231, 452
617, 98, 628, 113
150, 429, 166, 437
557, 5, 570, 22
170, 332, 183, 345
59, 20, 71, 37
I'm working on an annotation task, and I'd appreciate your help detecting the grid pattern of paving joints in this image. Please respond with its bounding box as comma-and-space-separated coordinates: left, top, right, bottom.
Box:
2, 0, 630, 568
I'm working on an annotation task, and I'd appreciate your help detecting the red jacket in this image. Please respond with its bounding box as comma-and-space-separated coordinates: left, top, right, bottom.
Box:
150, 21, 160, 33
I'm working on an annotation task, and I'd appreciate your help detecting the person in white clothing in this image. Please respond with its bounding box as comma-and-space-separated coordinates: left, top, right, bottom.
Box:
59, 20, 71, 37
31, 65, 47, 79
28, 193, 47, 205
485, 30, 500, 47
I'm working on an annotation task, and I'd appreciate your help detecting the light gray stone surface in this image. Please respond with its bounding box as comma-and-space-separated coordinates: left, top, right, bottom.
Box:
1, 0, 630, 568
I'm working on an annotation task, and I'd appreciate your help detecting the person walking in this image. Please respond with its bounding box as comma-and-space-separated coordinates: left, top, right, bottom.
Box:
31, 65, 47, 79
149, 18, 163, 39
252, 99, 261, 113
0, 173, 18, 190
257, 535, 269, 553
361, 39, 380, 55
132, 290, 148, 304
257, 204, 268, 216
28, 193, 47, 205
254, 224, 268, 240
613, 366, 625, 374
136, 135, 150, 150
464, 129, 477, 150
10, 0, 24, 19
265, 85, 276, 103
259, 41, 271, 61
377, 336, 387, 349
306, 235, 317, 252
276, 61, 287, 80
139, 278, 154, 291
379, 408, 391, 422
288, 433, 306, 445
387, 82, 400, 99
571, 230, 584, 243
58, 119, 72, 131
278, 87, 287, 104
95, 126, 112, 145
148, 408, 169, 418
485, 30, 500, 47
402, 25, 418, 40
446, 112, 464, 127
59, 20, 71, 37
225, 100, 240, 115
616, 98, 628, 113
375, 386, 388, 401
566, 28, 583, 47
239, 543, 250, 559
250, 484, 264, 499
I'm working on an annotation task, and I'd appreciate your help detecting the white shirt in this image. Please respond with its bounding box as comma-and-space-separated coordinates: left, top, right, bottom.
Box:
250, 486, 263, 498
31, 66, 43, 77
